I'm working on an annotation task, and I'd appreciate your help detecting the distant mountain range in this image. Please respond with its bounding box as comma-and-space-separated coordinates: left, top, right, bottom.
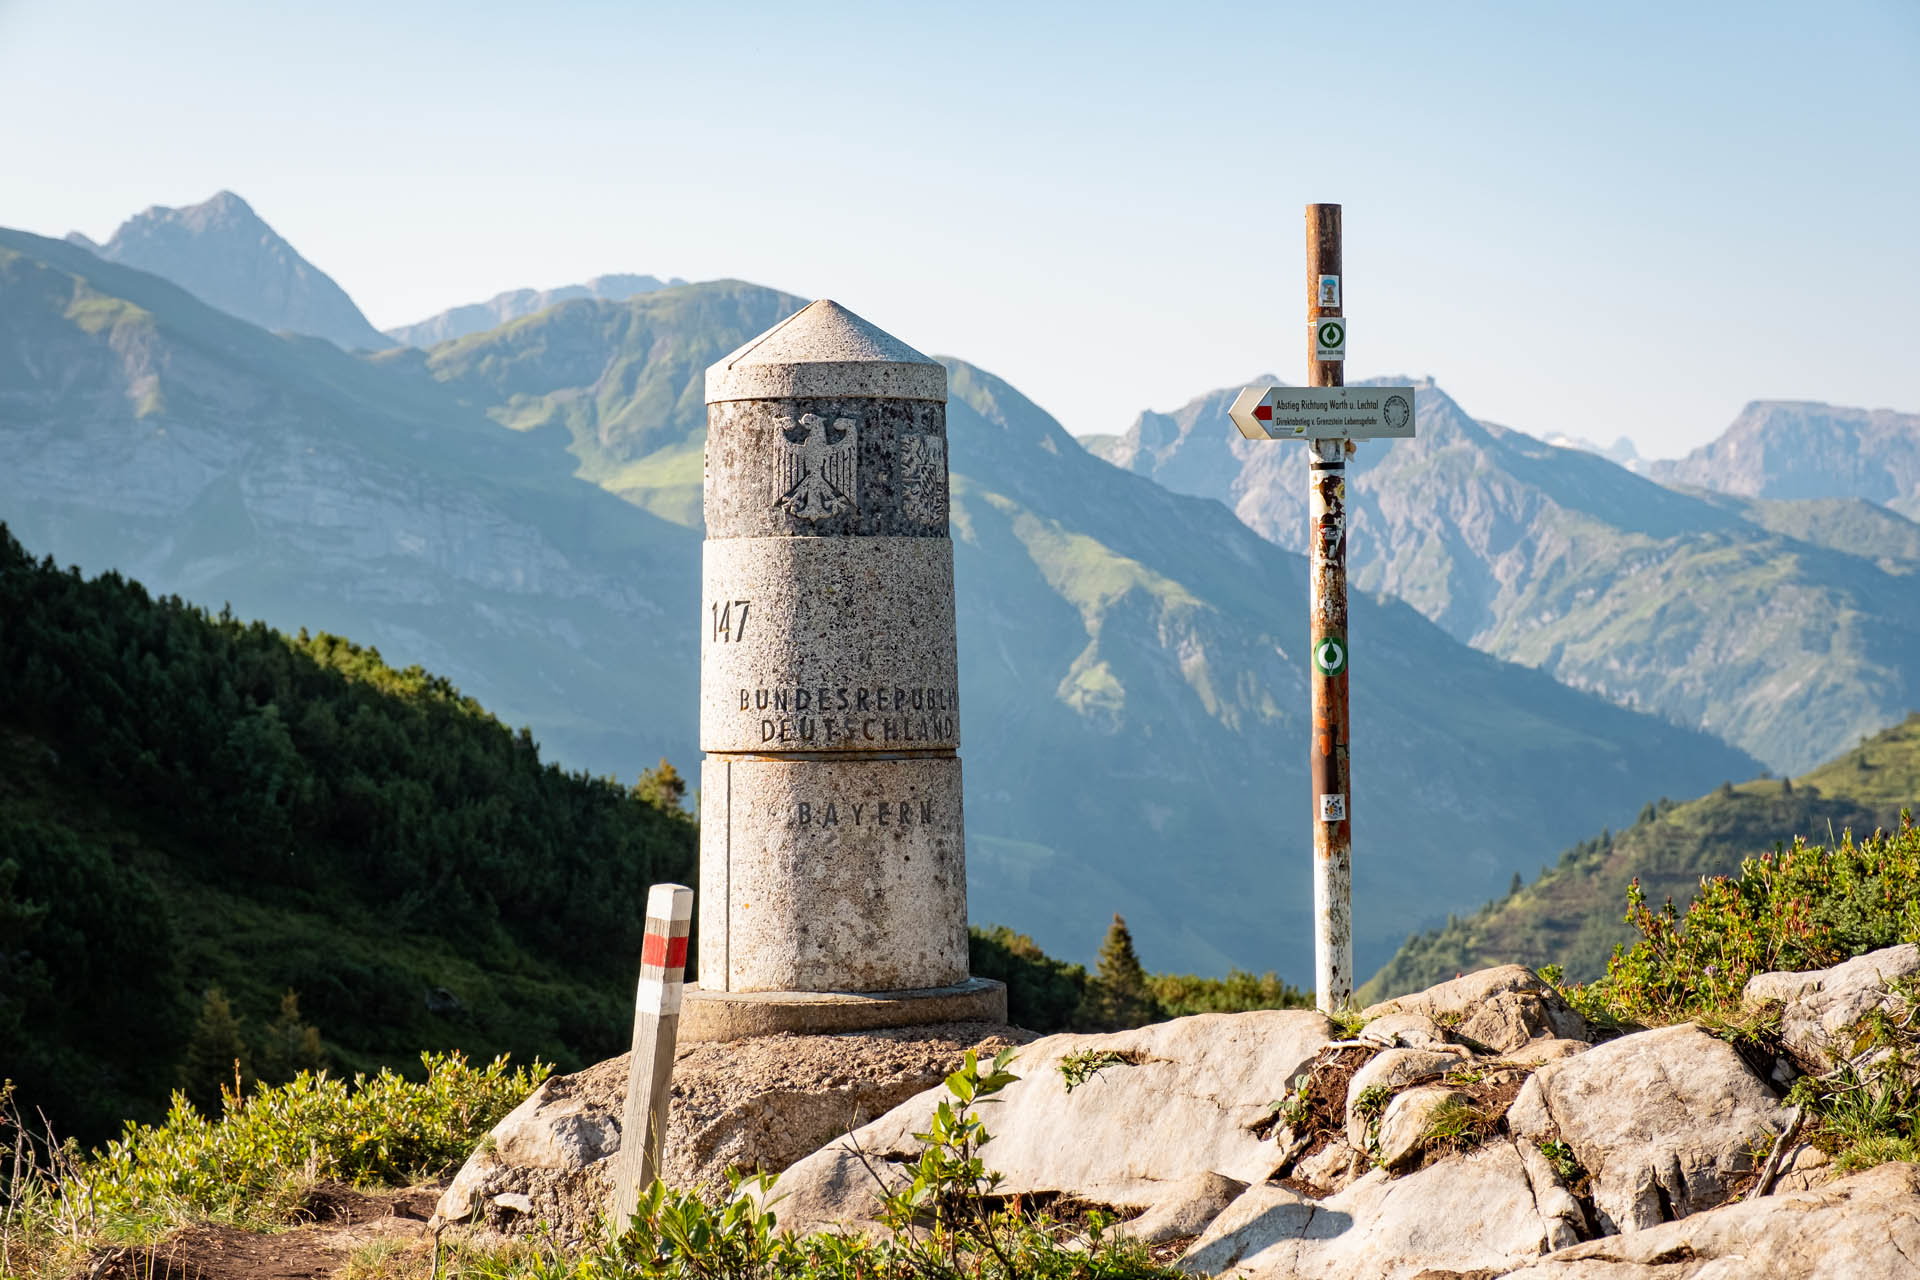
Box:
1093, 384, 1920, 775
0, 213, 1764, 981
67, 191, 393, 352
1647, 400, 1920, 519
384, 274, 688, 348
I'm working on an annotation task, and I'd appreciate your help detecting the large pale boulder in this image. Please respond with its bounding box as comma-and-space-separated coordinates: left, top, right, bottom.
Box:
1497, 1161, 1920, 1278
1363, 966, 1587, 1053
769, 1010, 1335, 1235
433, 1021, 1023, 1243
1505, 1023, 1791, 1235
1761, 943, 1920, 1072
1179, 1140, 1566, 1278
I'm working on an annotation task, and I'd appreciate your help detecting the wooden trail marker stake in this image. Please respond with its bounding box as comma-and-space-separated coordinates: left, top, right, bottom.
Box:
608, 882, 694, 1235
1226, 204, 1418, 1014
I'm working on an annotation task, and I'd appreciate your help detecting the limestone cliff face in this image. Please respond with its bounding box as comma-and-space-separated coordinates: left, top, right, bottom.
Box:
1100, 380, 1920, 775
0, 228, 696, 773
0, 234, 1761, 979
1647, 399, 1920, 513
71, 191, 395, 352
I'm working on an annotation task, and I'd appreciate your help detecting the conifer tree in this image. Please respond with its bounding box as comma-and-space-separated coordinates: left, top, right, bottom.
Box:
256, 989, 327, 1084
1076, 913, 1160, 1031
179, 987, 250, 1114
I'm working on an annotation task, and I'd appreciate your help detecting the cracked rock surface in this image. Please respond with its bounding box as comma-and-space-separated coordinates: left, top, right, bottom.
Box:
1180, 1140, 1561, 1278
1497, 1161, 1920, 1278
431, 1020, 1025, 1245
1747, 943, 1920, 1073
1504, 1023, 1792, 1236
768, 1009, 1336, 1235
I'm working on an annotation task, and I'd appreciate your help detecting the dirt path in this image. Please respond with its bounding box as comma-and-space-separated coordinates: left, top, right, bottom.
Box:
82, 1185, 440, 1280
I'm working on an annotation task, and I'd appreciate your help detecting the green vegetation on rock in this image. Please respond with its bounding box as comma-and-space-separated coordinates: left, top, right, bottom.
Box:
1562, 815, 1920, 1173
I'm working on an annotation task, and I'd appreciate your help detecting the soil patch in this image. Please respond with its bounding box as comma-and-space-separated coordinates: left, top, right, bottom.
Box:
78, 1185, 440, 1280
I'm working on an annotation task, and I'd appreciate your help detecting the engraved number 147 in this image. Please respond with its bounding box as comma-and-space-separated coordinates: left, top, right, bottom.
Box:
711, 599, 751, 643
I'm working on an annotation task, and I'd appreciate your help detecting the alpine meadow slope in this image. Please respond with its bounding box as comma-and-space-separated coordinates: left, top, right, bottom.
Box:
1095, 383, 1920, 774
384, 273, 688, 348
0, 219, 1759, 979
1362, 711, 1920, 1001
412, 280, 1762, 977
0, 227, 701, 776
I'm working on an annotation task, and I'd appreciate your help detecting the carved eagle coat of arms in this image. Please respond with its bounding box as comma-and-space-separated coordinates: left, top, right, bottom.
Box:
775, 413, 858, 519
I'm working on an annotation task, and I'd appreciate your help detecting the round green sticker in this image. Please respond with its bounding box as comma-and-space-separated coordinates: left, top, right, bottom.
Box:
1313, 636, 1348, 676
1318, 320, 1344, 348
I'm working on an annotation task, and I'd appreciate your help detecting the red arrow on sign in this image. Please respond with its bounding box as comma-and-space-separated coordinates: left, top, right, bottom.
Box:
1228, 385, 1288, 439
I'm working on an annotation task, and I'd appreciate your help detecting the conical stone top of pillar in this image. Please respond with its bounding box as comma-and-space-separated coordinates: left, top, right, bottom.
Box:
706, 299, 946, 404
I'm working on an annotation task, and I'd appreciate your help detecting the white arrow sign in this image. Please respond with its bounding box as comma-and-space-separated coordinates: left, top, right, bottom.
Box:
1227, 385, 1417, 442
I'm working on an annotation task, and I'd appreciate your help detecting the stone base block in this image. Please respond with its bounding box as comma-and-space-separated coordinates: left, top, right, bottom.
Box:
679, 978, 1007, 1044
700, 754, 968, 992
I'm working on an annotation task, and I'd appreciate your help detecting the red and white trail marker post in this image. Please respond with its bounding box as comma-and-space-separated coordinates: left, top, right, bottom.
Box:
608, 881, 694, 1235
1227, 204, 1416, 1014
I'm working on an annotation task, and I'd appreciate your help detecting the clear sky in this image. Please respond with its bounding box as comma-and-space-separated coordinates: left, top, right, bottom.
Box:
4, 0, 1916, 456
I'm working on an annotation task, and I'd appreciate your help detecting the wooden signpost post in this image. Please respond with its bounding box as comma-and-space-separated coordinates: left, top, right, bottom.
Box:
608, 881, 694, 1235
1227, 204, 1416, 1014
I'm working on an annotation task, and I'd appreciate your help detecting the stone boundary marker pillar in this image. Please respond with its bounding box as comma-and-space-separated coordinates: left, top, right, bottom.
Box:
680, 300, 1005, 1042
607, 882, 692, 1234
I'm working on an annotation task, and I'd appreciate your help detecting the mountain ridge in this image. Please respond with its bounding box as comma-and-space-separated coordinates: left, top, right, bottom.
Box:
69, 191, 393, 352
408, 281, 1763, 975
384, 273, 689, 348
1096, 379, 1920, 773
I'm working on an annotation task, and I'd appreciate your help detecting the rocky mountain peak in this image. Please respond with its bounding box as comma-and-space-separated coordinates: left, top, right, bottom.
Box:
73, 190, 393, 352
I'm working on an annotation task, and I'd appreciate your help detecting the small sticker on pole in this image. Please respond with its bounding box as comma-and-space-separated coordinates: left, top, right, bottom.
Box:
1314, 316, 1347, 362
1318, 793, 1347, 823
1312, 635, 1348, 677
1317, 275, 1341, 307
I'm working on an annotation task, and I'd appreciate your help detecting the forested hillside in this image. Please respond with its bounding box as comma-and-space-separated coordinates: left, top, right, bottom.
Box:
0, 527, 695, 1143
1361, 712, 1920, 1001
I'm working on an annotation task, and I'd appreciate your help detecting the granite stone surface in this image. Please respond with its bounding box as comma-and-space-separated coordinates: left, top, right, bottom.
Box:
700, 536, 959, 753
703, 397, 949, 539
698, 755, 968, 994
706, 300, 946, 403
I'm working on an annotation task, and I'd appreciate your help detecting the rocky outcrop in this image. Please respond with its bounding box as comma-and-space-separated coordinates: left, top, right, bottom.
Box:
1745, 943, 1920, 1072
1361, 965, 1588, 1053
1505, 1023, 1791, 1234
1180, 1141, 1566, 1279
1498, 1161, 1920, 1278
426, 962, 1920, 1277
768, 1010, 1336, 1235
76, 191, 395, 351
431, 1021, 1025, 1244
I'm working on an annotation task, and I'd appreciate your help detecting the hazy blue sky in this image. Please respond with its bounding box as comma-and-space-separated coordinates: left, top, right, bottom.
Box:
4, 1, 1915, 455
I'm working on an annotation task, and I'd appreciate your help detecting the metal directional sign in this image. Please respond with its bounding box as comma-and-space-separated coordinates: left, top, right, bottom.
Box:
1227, 385, 1417, 442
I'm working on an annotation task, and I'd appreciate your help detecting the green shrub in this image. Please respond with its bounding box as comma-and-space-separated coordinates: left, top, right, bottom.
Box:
1568, 814, 1920, 1029
64, 1052, 545, 1224
1146, 969, 1311, 1017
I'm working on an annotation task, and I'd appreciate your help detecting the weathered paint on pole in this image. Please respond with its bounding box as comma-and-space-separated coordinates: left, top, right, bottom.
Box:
608, 881, 693, 1236
1306, 203, 1354, 1013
